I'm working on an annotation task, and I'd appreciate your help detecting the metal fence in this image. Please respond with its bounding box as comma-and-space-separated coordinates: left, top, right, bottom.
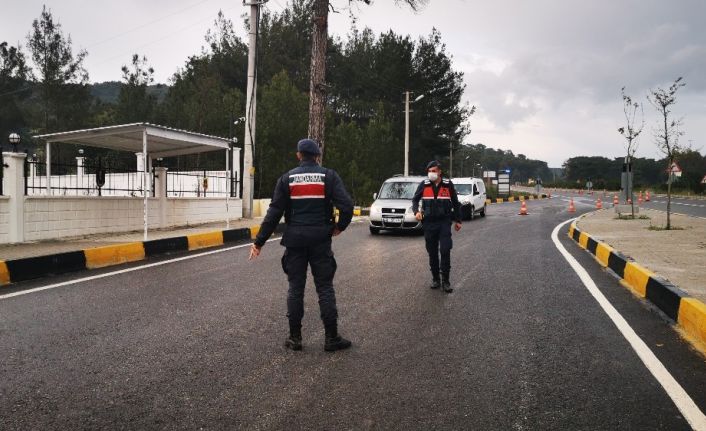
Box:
23, 158, 239, 198
25, 158, 150, 197
166, 169, 237, 197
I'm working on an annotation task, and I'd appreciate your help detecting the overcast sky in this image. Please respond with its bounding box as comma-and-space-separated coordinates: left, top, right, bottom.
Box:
3, 0, 705, 166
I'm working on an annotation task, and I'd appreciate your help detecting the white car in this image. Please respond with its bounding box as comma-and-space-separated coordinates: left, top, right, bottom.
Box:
452, 177, 487, 220
368, 175, 426, 234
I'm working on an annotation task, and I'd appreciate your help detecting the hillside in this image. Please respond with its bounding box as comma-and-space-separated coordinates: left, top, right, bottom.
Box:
90, 81, 169, 104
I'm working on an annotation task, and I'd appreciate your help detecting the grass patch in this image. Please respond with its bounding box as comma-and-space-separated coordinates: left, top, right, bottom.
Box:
615, 214, 650, 220
647, 225, 685, 231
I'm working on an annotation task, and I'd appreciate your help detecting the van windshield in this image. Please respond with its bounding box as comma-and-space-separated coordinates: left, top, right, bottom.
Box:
378, 182, 418, 199
455, 184, 473, 195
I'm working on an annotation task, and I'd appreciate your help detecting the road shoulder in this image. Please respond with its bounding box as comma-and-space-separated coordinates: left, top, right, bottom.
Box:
569, 213, 706, 355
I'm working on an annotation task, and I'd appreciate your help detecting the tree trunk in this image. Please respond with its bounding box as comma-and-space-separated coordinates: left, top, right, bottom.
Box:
308, 0, 328, 159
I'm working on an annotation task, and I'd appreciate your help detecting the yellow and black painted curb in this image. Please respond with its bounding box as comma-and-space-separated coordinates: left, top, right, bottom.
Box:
568, 220, 706, 351
0, 223, 285, 287
485, 194, 548, 205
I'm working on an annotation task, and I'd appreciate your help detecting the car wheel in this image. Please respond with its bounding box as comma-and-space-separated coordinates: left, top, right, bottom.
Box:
370, 226, 380, 235
480, 205, 486, 217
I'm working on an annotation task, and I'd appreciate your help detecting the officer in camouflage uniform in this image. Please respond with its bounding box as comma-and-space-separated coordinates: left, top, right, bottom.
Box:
412, 160, 462, 293
249, 139, 354, 352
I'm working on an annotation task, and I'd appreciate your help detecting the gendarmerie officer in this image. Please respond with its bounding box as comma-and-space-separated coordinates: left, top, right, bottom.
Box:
411, 160, 462, 293
249, 138, 354, 352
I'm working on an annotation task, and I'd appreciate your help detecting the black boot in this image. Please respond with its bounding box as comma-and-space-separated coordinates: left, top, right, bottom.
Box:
285, 325, 303, 351
430, 276, 441, 289
441, 274, 453, 293
324, 324, 351, 352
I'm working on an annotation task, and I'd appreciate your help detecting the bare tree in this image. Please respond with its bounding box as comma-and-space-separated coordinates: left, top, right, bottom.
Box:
617, 87, 644, 217
307, 0, 427, 160
647, 77, 685, 230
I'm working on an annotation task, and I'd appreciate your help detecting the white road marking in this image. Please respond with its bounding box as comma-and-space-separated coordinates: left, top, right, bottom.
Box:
0, 237, 281, 300
552, 218, 706, 430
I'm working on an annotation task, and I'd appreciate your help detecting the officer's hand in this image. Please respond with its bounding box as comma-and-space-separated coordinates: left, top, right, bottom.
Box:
248, 243, 261, 260
454, 222, 462, 232
332, 227, 342, 236
415, 212, 423, 221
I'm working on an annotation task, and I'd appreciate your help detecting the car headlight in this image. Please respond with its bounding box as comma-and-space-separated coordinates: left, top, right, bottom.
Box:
370, 205, 381, 216
406, 206, 414, 214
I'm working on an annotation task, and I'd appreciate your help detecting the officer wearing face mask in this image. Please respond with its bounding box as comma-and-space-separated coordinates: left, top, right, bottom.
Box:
411, 160, 462, 292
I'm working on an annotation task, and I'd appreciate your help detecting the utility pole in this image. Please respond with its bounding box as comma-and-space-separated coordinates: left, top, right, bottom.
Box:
242, 0, 267, 218
449, 142, 453, 178
404, 91, 410, 176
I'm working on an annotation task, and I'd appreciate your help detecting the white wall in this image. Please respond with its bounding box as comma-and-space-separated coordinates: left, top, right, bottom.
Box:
21, 196, 242, 242
166, 197, 242, 226
0, 197, 9, 244
24, 196, 159, 241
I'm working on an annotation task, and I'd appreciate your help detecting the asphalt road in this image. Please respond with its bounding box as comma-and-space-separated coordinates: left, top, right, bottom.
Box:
642, 196, 706, 218
2, 198, 706, 430
552, 190, 706, 218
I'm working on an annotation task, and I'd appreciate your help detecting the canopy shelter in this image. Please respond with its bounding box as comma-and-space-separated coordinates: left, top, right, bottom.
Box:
34, 123, 235, 240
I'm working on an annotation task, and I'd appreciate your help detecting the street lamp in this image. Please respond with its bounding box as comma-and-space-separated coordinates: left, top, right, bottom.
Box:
8, 133, 20, 153
404, 92, 425, 176
460, 155, 470, 177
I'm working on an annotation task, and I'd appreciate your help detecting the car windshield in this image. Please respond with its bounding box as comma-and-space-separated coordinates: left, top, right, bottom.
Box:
378, 182, 418, 199
455, 184, 473, 195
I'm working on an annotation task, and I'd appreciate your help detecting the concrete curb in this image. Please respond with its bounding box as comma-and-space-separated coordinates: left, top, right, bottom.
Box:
485, 194, 549, 205
0, 223, 285, 286
568, 219, 706, 352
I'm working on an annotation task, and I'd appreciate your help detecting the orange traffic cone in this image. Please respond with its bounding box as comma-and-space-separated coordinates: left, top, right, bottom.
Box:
596, 198, 603, 209
613, 194, 619, 206
519, 200, 528, 215
646, 190, 650, 202
568, 198, 576, 213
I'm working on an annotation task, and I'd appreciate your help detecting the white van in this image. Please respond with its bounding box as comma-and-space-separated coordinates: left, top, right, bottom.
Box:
452, 177, 487, 220
368, 175, 426, 234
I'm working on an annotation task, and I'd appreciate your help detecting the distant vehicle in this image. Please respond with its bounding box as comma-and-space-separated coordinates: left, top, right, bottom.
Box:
452, 177, 487, 220
368, 175, 426, 235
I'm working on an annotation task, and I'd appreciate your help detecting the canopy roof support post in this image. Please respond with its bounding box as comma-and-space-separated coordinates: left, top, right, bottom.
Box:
45, 141, 51, 195
225, 149, 230, 229
143, 130, 148, 241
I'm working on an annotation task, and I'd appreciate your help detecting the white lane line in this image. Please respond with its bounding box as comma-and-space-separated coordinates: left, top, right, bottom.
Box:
639, 207, 706, 220
0, 237, 280, 301
552, 218, 706, 430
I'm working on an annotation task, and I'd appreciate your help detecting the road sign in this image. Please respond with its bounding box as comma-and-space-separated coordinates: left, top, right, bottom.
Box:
497, 173, 510, 196
668, 162, 682, 173
701, 175, 706, 184
483, 171, 496, 178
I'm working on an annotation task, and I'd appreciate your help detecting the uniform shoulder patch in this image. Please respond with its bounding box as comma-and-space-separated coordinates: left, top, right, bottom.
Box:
442, 178, 450, 184
423, 179, 431, 184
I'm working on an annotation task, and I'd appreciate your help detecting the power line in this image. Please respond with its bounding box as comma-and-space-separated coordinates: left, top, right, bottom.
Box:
89, 5, 239, 69
84, 0, 215, 50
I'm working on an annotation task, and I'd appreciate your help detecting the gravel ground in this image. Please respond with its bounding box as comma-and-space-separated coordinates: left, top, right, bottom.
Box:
578, 208, 706, 302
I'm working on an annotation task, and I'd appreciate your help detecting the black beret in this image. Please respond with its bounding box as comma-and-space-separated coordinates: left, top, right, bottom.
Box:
426, 160, 442, 170
297, 138, 321, 155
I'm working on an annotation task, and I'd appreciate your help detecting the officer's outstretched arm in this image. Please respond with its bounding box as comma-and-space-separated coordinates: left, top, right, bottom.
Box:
253, 176, 288, 251
330, 170, 354, 232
